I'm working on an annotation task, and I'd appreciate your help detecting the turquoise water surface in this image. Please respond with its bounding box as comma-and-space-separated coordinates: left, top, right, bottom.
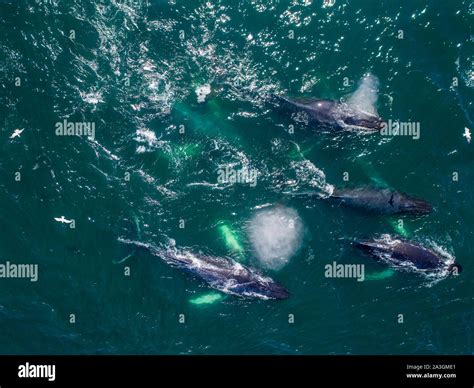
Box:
0, 0, 473, 354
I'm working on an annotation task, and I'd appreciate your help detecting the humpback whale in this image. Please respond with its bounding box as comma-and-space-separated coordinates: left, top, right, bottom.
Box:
355, 236, 462, 274
329, 186, 432, 215
119, 239, 289, 300
273, 74, 384, 132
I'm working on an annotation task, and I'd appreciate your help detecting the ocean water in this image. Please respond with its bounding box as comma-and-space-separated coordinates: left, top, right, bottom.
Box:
0, 0, 473, 355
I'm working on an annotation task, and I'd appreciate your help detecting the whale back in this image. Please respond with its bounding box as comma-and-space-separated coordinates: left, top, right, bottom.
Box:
331, 187, 432, 215
391, 241, 442, 269
356, 238, 443, 270
161, 249, 289, 299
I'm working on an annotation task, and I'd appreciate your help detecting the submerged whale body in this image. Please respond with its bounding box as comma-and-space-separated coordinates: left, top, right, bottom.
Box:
274, 96, 384, 132
355, 236, 462, 274
272, 74, 384, 132
120, 239, 289, 300
329, 187, 432, 215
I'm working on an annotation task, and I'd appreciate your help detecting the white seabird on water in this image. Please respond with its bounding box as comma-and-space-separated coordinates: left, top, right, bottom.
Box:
463, 127, 471, 144
54, 216, 73, 224
9, 128, 24, 139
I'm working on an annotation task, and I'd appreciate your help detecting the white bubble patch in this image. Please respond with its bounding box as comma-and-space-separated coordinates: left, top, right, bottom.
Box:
196, 84, 211, 103
248, 206, 303, 270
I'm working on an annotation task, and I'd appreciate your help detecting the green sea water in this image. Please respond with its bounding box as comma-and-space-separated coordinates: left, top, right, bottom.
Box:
0, 0, 473, 355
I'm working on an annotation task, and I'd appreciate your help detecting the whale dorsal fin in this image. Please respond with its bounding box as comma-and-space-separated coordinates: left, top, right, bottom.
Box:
389, 193, 394, 207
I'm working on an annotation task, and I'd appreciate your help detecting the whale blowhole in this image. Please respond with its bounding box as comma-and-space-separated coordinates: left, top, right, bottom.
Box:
248, 206, 304, 270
